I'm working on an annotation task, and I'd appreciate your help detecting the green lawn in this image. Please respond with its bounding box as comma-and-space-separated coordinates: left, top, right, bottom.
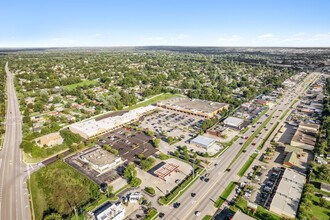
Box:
29, 161, 101, 220
127, 93, 184, 110
305, 194, 330, 220
63, 80, 98, 91
23, 146, 69, 163
237, 153, 258, 177
214, 181, 236, 208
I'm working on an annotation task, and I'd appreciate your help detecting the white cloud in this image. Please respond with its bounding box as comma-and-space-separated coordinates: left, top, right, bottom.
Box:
174, 34, 189, 40
282, 33, 306, 42
144, 34, 189, 45
49, 37, 76, 46
146, 36, 166, 41
257, 33, 274, 41
218, 35, 242, 42
310, 32, 330, 41
293, 33, 306, 37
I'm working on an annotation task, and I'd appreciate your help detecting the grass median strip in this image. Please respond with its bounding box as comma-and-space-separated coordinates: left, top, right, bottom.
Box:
237, 153, 258, 177
290, 99, 298, 107
279, 109, 290, 120
214, 181, 236, 208
202, 215, 213, 220
228, 112, 274, 168
258, 121, 279, 150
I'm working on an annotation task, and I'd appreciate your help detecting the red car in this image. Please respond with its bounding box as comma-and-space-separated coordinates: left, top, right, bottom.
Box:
252, 142, 257, 146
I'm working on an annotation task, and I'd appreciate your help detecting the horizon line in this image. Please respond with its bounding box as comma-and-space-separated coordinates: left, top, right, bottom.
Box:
1, 45, 330, 49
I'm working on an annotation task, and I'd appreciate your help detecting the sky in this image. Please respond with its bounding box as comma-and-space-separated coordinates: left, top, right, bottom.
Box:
0, 0, 329, 47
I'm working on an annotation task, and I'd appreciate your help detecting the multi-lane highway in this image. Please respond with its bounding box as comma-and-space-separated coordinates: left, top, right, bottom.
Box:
0, 62, 30, 220
158, 72, 319, 220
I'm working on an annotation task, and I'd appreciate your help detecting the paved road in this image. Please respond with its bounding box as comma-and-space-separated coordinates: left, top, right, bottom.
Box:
0, 62, 31, 220
158, 72, 319, 220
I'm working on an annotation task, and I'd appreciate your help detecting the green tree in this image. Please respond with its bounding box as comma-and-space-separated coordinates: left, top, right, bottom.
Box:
43, 213, 63, 220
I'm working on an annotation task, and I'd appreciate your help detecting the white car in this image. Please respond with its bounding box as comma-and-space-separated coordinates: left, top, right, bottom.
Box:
195, 211, 201, 216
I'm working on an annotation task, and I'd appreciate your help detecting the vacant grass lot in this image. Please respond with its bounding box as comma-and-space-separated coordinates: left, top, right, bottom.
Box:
64, 80, 98, 91
305, 194, 330, 220
30, 161, 101, 220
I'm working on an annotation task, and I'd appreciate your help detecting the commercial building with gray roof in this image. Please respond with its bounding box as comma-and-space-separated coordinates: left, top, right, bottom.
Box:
157, 97, 229, 118
269, 168, 306, 219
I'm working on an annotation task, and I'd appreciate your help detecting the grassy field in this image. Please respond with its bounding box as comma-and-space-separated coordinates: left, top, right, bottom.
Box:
304, 194, 330, 220
30, 161, 101, 220
237, 153, 258, 177
23, 147, 69, 163
214, 181, 236, 208
64, 80, 98, 91
127, 93, 184, 110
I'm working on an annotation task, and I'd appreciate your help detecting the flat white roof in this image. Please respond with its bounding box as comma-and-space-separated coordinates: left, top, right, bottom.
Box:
70, 106, 157, 138
270, 168, 306, 218
191, 136, 216, 148
223, 116, 244, 127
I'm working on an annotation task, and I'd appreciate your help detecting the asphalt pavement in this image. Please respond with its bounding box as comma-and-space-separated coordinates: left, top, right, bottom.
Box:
0, 62, 31, 220
157, 72, 319, 220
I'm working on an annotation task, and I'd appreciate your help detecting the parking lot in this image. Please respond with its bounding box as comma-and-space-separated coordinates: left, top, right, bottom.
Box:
98, 128, 158, 162
65, 147, 122, 185
139, 109, 226, 156
275, 124, 297, 144
139, 109, 203, 138
228, 163, 283, 209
